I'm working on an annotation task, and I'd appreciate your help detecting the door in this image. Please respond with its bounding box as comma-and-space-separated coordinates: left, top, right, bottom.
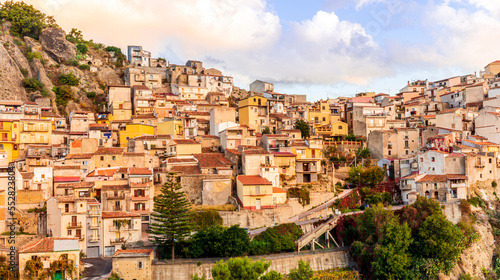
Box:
87, 246, 100, 258
53, 271, 64, 280
105, 246, 115, 257
256, 199, 261, 210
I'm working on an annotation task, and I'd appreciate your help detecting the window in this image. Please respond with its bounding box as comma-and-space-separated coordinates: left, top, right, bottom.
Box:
138, 261, 143, 269
338, 126, 343, 130
100, 156, 104, 161
490, 158, 493, 164
67, 230, 72, 235
388, 150, 391, 155
112, 156, 116, 160
431, 157, 435, 162
420, 158, 423, 162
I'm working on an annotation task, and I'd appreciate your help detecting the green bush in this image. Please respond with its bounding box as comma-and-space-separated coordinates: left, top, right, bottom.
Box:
76, 43, 88, 54
192, 209, 223, 231
58, 72, 80, 86
65, 58, 79, 67
19, 68, 28, 77
0, 0, 58, 39
86, 91, 96, 99
22, 77, 43, 92
468, 196, 485, 208
78, 64, 90, 70
250, 223, 302, 255
493, 181, 498, 188
25, 50, 41, 62
53, 86, 72, 106
105, 46, 122, 54
189, 225, 250, 258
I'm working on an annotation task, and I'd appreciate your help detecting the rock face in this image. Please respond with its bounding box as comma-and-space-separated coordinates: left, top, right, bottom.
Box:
0, 43, 27, 100
39, 28, 76, 63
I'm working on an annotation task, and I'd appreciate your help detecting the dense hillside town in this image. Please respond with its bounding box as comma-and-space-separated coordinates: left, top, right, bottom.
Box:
4, 1, 500, 280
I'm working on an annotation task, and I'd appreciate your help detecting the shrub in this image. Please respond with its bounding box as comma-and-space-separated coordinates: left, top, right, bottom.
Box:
40, 88, 50, 97
19, 67, 28, 77
78, 64, 90, 70
25, 50, 41, 62
58, 72, 80, 86
105, 46, 122, 54
86, 91, 96, 99
189, 225, 250, 258
76, 43, 88, 54
65, 58, 79, 67
192, 209, 223, 231
12, 38, 21, 46
468, 196, 485, 208
0, 0, 58, 39
22, 77, 43, 92
53, 86, 72, 106
250, 223, 302, 255
493, 181, 498, 188
288, 187, 310, 206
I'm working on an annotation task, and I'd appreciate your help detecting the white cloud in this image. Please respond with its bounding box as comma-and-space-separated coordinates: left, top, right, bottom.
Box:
352, 0, 386, 10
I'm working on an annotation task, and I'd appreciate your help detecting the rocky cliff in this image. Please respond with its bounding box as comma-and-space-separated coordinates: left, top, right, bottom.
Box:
0, 21, 124, 115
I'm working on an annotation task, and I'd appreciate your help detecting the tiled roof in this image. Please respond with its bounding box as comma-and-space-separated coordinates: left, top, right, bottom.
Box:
54, 165, 80, 170
132, 114, 156, 119
193, 153, 234, 168
128, 167, 152, 175
238, 175, 272, 185
272, 152, 296, 157
66, 153, 93, 159
113, 249, 153, 257
102, 185, 129, 191
19, 237, 79, 253
243, 148, 272, 155
171, 165, 201, 175
273, 187, 286, 193
87, 168, 119, 177
167, 158, 197, 164
172, 139, 200, 145
94, 147, 125, 155
416, 174, 448, 182
54, 176, 80, 182
102, 211, 141, 218
225, 149, 241, 155
41, 111, 62, 118
201, 135, 219, 139
262, 134, 289, 138
20, 172, 34, 180
437, 108, 460, 114
56, 182, 94, 189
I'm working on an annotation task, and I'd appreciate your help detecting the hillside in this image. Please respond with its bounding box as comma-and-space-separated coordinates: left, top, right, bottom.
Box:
0, 18, 124, 116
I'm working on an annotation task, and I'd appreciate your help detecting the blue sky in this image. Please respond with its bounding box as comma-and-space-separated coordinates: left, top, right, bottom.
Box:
19, 0, 500, 101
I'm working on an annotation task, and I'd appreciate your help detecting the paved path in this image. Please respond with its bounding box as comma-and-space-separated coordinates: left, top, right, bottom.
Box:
82, 258, 112, 280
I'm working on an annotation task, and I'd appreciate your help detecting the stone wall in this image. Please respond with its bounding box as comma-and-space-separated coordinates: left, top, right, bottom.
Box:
152, 248, 352, 280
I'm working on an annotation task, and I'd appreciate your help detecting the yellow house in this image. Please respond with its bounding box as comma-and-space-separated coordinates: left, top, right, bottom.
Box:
119, 124, 155, 147
238, 96, 268, 132
169, 139, 202, 157
18, 237, 80, 280
112, 249, 154, 280
157, 118, 183, 137
316, 121, 348, 138
13, 119, 52, 158
0, 121, 17, 162
237, 175, 274, 210
308, 100, 331, 128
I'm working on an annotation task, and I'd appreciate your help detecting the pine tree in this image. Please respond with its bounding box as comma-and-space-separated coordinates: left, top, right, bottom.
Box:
148, 173, 192, 260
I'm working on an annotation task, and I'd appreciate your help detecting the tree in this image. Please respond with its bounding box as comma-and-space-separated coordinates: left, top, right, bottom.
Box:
211, 257, 272, 280
192, 209, 223, 231
372, 221, 412, 280
262, 126, 271, 134
356, 147, 371, 159
347, 166, 385, 187
294, 119, 310, 139
66, 28, 83, 44
288, 260, 314, 280
0, 0, 58, 39
414, 213, 464, 267
148, 173, 192, 260
260, 271, 283, 280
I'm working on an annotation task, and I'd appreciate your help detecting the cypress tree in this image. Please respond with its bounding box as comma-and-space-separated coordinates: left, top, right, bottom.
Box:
148, 173, 192, 260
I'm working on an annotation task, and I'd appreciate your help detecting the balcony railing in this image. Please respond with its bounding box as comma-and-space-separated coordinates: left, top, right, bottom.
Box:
89, 235, 100, 242
67, 222, 82, 229
110, 237, 125, 244
88, 210, 100, 216
475, 163, 485, 168
88, 223, 100, 229
107, 194, 125, 200
109, 225, 136, 232
113, 206, 123, 211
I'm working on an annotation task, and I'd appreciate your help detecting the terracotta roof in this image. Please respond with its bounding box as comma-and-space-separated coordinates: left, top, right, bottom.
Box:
238, 175, 272, 185
66, 153, 93, 159
243, 148, 272, 155
172, 139, 200, 145
94, 147, 125, 155
171, 165, 201, 175
113, 249, 153, 257
262, 134, 289, 139
193, 153, 233, 168
19, 237, 79, 253
416, 174, 448, 182
422, 115, 436, 118
132, 114, 156, 119
201, 135, 219, 139
56, 182, 95, 189
102, 211, 140, 218
273, 187, 286, 193
87, 168, 119, 177
20, 172, 34, 180
54, 165, 80, 170
272, 152, 296, 157
102, 185, 129, 191
437, 108, 460, 115
202, 147, 218, 153
225, 149, 241, 155
128, 167, 152, 175
54, 176, 81, 182
167, 158, 197, 164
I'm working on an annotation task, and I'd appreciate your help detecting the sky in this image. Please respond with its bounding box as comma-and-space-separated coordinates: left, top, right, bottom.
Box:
12, 0, 500, 100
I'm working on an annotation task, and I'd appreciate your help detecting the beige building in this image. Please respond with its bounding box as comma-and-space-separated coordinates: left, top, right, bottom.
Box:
19, 237, 80, 280
112, 249, 154, 280
368, 128, 419, 160
102, 211, 142, 256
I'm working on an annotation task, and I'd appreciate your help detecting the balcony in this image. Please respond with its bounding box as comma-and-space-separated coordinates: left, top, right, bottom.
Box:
109, 225, 137, 232
67, 222, 82, 229
88, 223, 100, 229
88, 210, 100, 216
107, 194, 125, 200
110, 237, 125, 244
24, 109, 38, 115
113, 206, 123, 211
89, 235, 100, 243
475, 163, 485, 168
131, 195, 149, 201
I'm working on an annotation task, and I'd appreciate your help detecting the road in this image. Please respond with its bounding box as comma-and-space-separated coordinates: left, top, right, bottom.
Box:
82, 258, 112, 280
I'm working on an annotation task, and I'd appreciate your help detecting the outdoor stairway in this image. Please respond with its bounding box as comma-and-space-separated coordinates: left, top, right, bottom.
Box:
295, 215, 341, 252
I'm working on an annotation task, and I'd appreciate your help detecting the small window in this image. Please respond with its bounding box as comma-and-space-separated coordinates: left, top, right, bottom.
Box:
100, 156, 104, 161
431, 157, 435, 162
67, 230, 72, 236
138, 261, 143, 269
